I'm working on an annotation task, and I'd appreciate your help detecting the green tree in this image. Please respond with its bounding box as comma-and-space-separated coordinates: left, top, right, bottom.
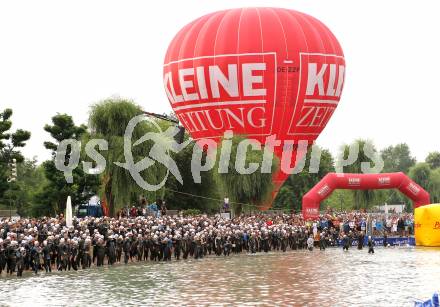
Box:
88, 98, 168, 216
409, 162, 431, 191
164, 140, 219, 213
426, 152, 440, 169
381, 143, 416, 173
375, 143, 416, 207
274, 185, 295, 211
323, 189, 355, 211
0, 108, 31, 204
15, 158, 48, 216
336, 139, 382, 209
407, 162, 433, 210
429, 168, 440, 203
37, 113, 99, 215
214, 135, 278, 215
273, 147, 334, 212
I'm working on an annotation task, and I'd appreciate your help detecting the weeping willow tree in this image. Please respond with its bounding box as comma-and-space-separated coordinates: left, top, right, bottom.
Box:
428, 168, 440, 204
164, 139, 220, 213
214, 135, 278, 215
336, 139, 383, 209
273, 146, 335, 212
88, 97, 169, 216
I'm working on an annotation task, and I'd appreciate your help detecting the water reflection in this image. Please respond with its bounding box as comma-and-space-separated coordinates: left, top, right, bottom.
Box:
1, 247, 440, 306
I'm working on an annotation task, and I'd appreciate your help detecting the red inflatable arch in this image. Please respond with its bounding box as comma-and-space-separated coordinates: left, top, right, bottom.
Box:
302, 172, 430, 219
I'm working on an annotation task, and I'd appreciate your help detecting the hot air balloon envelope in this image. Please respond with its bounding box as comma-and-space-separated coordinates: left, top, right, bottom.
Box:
164, 7, 345, 209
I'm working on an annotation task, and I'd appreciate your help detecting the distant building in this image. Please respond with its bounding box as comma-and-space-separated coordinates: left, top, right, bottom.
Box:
375, 204, 405, 214
0, 209, 20, 221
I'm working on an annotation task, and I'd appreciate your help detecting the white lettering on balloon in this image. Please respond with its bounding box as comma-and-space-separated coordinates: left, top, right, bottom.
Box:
176, 106, 267, 133
288, 53, 345, 136
165, 62, 266, 103
164, 53, 277, 138
306, 63, 345, 97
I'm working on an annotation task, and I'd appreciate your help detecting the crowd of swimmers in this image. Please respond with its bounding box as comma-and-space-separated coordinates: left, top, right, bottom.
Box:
0, 210, 413, 277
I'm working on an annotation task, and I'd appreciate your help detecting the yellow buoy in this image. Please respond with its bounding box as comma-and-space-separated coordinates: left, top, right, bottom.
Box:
415, 204, 440, 246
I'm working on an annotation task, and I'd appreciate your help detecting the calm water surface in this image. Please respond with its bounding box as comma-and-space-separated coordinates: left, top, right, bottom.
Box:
1, 247, 440, 306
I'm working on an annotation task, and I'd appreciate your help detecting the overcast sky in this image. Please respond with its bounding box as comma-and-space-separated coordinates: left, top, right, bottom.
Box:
0, 0, 438, 163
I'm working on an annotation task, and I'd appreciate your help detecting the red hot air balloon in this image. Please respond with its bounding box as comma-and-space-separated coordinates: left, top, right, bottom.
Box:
163, 7, 345, 209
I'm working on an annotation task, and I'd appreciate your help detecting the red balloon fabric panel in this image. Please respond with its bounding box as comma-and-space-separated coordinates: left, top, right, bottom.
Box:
163, 8, 345, 209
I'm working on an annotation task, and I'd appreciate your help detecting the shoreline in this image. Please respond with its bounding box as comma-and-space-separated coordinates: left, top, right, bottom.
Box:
0, 244, 417, 280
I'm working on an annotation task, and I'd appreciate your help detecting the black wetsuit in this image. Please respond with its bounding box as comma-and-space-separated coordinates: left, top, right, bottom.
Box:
116, 240, 123, 263
173, 238, 181, 260
107, 240, 116, 265
31, 246, 41, 274
77, 239, 84, 268
357, 233, 364, 250
57, 243, 64, 270
16, 249, 24, 277
43, 245, 52, 272
6, 245, 17, 275
142, 239, 150, 261
70, 245, 78, 271
0, 244, 6, 275
82, 244, 91, 269
342, 237, 349, 251
123, 239, 131, 264
368, 239, 375, 254
319, 236, 326, 250
96, 243, 106, 266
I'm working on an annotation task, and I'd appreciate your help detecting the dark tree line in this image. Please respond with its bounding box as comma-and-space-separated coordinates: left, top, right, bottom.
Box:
2, 100, 440, 216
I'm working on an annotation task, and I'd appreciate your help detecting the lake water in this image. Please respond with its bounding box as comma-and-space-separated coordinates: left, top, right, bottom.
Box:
1, 247, 440, 306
